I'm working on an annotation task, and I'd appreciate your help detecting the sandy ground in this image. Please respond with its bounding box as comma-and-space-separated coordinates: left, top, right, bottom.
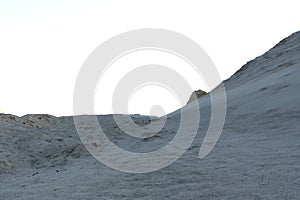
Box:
1, 31, 300, 199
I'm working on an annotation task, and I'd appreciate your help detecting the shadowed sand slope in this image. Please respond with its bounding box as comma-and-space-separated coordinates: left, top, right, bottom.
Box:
0, 31, 300, 199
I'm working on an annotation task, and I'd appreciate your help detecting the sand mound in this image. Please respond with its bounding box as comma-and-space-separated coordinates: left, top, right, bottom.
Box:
1, 31, 300, 199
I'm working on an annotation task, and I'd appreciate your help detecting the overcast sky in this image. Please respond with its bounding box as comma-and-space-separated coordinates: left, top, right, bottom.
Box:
0, 0, 299, 116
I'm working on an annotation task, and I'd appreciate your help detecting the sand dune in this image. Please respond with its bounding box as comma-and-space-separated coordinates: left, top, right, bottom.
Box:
1, 31, 300, 199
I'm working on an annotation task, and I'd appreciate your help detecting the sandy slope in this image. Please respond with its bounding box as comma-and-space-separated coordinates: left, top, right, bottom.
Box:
1, 31, 300, 199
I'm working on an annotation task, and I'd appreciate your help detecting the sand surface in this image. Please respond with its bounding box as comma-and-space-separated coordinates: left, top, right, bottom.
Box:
1, 31, 300, 199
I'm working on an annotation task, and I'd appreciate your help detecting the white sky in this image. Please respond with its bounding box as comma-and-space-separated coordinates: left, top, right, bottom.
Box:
0, 0, 299, 116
